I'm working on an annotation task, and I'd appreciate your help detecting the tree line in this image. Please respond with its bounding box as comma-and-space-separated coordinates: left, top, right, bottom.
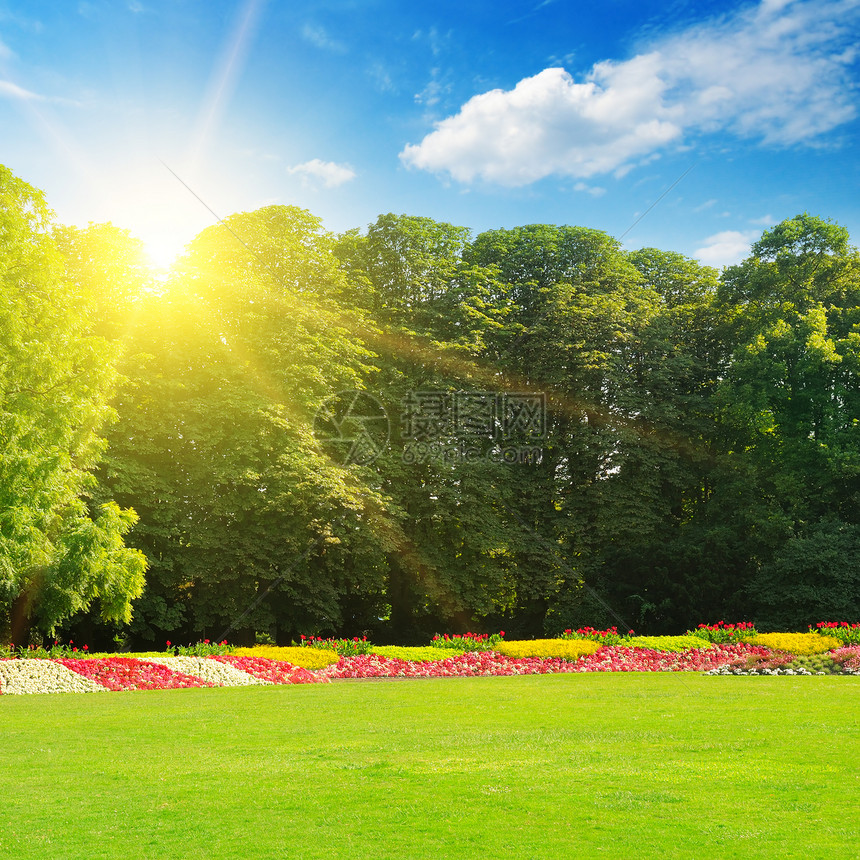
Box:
2, 163, 859, 647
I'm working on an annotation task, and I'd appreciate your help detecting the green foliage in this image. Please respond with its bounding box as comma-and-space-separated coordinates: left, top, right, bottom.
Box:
0, 166, 146, 638
686, 621, 757, 643
809, 622, 860, 645
430, 632, 505, 651
559, 626, 632, 646
369, 645, 457, 661
711, 215, 860, 628
300, 635, 372, 656
787, 654, 841, 674
97, 206, 393, 645
625, 636, 714, 652
7, 167, 860, 645
747, 521, 860, 629
173, 640, 231, 657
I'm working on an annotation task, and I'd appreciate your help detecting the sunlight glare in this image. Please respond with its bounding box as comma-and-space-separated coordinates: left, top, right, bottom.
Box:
142, 232, 185, 273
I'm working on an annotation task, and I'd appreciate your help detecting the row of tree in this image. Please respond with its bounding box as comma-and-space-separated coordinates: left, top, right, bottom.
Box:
2, 163, 859, 647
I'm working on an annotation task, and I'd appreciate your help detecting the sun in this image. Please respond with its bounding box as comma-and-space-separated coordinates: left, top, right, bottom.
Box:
141, 232, 186, 273
97, 161, 212, 275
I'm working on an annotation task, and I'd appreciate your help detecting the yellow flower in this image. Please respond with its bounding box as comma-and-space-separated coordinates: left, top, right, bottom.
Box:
496, 639, 600, 661
745, 633, 840, 655
231, 646, 339, 668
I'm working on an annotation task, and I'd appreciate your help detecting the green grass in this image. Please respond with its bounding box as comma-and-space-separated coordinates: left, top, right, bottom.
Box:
1, 674, 858, 859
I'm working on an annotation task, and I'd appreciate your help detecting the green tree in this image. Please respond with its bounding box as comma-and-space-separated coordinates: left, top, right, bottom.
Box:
0, 166, 146, 641
335, 215, 529, 640
98, 206, 391, 645
714, 214, 860, 625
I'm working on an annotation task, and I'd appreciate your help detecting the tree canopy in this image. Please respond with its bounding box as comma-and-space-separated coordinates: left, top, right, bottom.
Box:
0, 166, 146, 641
2, 162, 858, 645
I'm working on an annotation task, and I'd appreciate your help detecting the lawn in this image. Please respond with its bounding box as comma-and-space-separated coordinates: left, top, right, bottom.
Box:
1, 674, 858, 859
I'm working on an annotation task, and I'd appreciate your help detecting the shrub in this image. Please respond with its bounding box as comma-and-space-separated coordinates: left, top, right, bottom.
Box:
496, 639, 600, 661
299, 636, 371, 657
430, 632, 505, 652
232, 646, 339, 669
687, 621, 757, 644
627, 636, 714, 652
559, 627, 632, 646
174, 640, 231, 657
809, 622, 860, 645
369, 646, 456, 662
746, 632, 840, 655
5, 641, 88, 659
787, 654, 841, 674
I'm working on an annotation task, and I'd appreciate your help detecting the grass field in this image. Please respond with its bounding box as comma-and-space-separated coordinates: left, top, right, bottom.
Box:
1, 674, 858, 859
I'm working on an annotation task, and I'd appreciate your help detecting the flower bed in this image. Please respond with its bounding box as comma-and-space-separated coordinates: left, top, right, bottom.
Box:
145, 656, 272, 686
210, 655, 326, 685
2, 624, 859, 695
56, 658, 214, 692
572, 643, 769, 672
0, 658, 109, 694
746, 632, 841, 654
496, 639, 601, 660
231, 646, 340, 669
320, 651, 586, 679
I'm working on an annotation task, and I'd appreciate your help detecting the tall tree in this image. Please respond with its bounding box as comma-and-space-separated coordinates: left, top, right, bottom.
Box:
713, 214, 860, 627
0, 166, 146, 642
335, 215, 528, 640
98, 206, 392, 645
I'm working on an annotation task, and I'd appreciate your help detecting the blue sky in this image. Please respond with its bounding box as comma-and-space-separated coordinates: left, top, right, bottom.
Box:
1, 0, 858, 270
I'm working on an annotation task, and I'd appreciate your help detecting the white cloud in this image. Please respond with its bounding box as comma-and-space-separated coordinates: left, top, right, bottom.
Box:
367, 61, 395, 93
750, 213, 776, 225
411, 26, 448, 58
401, 63, 681, 185
574, 181, 606, 197
0, 78, 82, 106
0, 38, 15, 61
301, 23, 346, 53
401, 0, 859, 186
0, 79, 43, 100
287, 158, 356, 188
694, 229, 759, 267
415, 68, 451, 108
